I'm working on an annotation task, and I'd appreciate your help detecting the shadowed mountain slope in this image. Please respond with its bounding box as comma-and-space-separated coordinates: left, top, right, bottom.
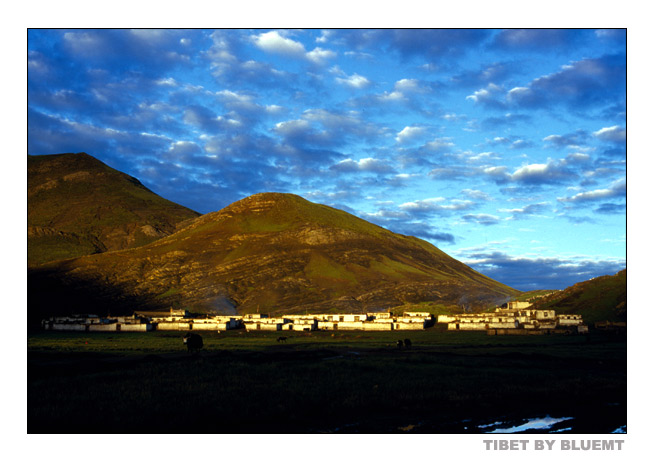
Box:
29, 193, 519, 319
28, 153, 200, 266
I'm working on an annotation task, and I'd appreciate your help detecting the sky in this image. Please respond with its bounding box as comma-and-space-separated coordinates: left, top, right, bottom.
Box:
27, 28, 627, 291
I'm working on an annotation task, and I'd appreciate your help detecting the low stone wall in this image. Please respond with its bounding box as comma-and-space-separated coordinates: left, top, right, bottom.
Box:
51, 323, 87, 331
119, 323, 153, 332
88, 323, 119, 332
246, 322, 281, 331
360, 322, 393, 331
489, 322, 518, 329
155, 322, 192, 331
435, 315, 457, 323
191, 323, 221, 331
447, 322, 488, 331
393, 322, 425, 330
487, 329, 549, 336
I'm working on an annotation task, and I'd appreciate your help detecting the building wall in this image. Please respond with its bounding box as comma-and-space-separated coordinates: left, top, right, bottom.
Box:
488, 322, 518, 329
360, 322, 393, 331
435, 315, 457, 323
245, 314, 268, 319
534, 310, 556, 320
119, 323, 153, 332
397, 317, 428, 323
88, 323, 120, 332
393, 322, 425, 330
488, 329, 549, 336
448, 322, 488, 330
245, 322, 281, 331
558, 315, 583, 326
155, 322, 192, 331
507, 301, 531, 310
52, 323, 87, 331
191, 323, 221, 331
318, 321, 385, 331
372, 312, 392, 319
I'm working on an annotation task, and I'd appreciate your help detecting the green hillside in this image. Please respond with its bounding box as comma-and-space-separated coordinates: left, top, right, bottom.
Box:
29, 192, 519, 320
28, 153, 200, 265
531, 269, 627, 324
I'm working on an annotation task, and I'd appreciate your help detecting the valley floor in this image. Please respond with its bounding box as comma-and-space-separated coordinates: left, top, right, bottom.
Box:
27, 328, 626, 434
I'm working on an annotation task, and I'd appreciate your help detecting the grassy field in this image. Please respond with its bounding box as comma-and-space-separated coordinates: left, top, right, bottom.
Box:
28, 328, 626, 434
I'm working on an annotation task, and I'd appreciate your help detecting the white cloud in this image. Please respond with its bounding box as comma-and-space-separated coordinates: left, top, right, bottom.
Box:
507, 86, 532, 100
462, 189, 492, 201
306, 47, 336, 64
252, 31, 335, 65
394, 78, 424, 93
273, 119, 311, 136
62, 31, 103, 55
155, 77, 177, 86
216, 89, 253, 104
167, 140, 200, 157
399, 197, 474, 213
466, 83, 504, 104
543, 134, 562, 143
331, 157, 394, 173
566, 152, 591, 162
462, 214, 501, 226
377, 91, 406, 102
482, 166, 509, 178
265, 105, 284, 114
335, 73, 370, 89
511, 163, 549, 179
509, 159, 576, 184
316, 30, 333, 43
252, 31, 306, 57
396, 126, 425, 144
467, 151, 500, 162
130, 29, 168, 42
593, 125, 626, 143
558, 179, 626, 203
423, 138, 455, 152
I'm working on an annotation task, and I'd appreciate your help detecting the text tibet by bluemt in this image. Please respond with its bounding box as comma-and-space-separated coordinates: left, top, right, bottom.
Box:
483, 440, 624, 451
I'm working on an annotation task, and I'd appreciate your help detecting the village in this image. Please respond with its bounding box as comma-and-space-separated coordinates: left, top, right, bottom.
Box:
41, 301, 588, 335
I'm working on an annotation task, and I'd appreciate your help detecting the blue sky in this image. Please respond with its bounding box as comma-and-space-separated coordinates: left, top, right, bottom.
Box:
27, 29, 626, 291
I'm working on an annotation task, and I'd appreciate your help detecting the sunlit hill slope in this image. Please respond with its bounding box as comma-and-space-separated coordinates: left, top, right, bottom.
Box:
28, 153, 200, 266
531, 269, 626, 324
29, 176, 520, 320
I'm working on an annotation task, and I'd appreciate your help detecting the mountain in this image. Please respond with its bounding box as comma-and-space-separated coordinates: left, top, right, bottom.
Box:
28, 192, 519, 320
28, 153, 200, 266
530, 269, 627, 324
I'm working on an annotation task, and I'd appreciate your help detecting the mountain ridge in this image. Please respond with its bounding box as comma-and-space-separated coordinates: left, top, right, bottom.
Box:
28, 153, 200, 266
28, 178, 520, 320
531, 269, 626, 324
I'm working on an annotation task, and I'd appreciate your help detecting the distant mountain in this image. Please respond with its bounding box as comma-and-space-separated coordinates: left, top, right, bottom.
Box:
29, 192, 519, 320
28, 153, 200, 266
530, 269, 627, 324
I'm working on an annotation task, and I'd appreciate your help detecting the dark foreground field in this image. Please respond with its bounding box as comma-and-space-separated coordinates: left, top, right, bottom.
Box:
27, 328, 626, 434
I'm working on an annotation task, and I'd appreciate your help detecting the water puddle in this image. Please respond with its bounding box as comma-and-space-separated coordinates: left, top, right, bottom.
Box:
487, 416, 573, 433
478, 421, 504, 429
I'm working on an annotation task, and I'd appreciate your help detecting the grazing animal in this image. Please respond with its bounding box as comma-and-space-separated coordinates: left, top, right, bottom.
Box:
396, 340, 404, 349
277, 336, 287, 342
183, 332, 203, 353
404, 338, 412, 349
